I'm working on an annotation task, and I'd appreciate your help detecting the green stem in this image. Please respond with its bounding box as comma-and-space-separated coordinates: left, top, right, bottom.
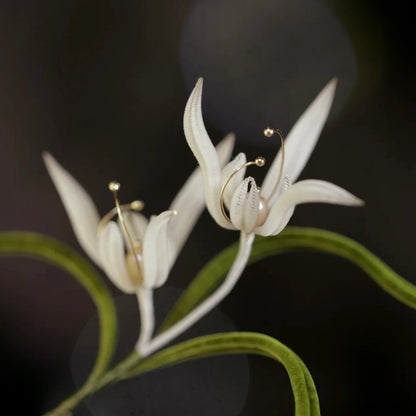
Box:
42, 351, 141, 416
128, 332, 317, 416
161, 227, 416, 331
42, 331, 319, 416
0, 232, 117, 414
8, 226, 406, 415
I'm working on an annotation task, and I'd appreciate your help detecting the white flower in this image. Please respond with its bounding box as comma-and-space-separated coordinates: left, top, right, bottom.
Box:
43, 136, 234, 293
184, 78, 363, 235
43, 137, 233, 350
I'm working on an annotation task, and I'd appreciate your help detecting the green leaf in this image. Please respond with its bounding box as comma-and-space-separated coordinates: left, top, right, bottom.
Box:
0, 232, 117, 382
127, 332, 319, 416
161, 226, 416, 331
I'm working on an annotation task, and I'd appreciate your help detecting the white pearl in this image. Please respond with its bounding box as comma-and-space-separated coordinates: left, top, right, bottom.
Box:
126, 242, 144, 285
256, 196, 269, 227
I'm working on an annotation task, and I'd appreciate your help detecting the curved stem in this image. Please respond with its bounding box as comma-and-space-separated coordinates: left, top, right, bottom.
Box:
136, 287, 155, 350
0, 232, 118, 416
42, 351, 141, 416
41, 331, 319, 416
160, 226, 416, 331
0, 232, 117, 383
138, 232, 255, 357
129, 332, 315, 416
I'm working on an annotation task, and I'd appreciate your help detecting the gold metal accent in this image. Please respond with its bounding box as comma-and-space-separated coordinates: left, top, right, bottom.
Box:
263, 127, 285, 199
219, 127, 286, 223
99, 181, 145, 285
98, 201, 144, 232
263, 127, 275, 138
220, 157, 266, 222
109, 181, 120, 192
126, 241, 144, 284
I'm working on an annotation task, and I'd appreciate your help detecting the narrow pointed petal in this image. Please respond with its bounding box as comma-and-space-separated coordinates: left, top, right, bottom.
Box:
258, 176, 295, 236
261, 78, 338, 204
216, 133, 236, 166
98, 222, 136, 293
230, 177, 260, 233
118, 211, 148, 247
184, 78, 235, 229
169, 133, 235, 259
43, 152, 102, 266
243, 181, 261, 233
258, 179, 364, 236
221, 152, 247, 208
142, 211, 177, 288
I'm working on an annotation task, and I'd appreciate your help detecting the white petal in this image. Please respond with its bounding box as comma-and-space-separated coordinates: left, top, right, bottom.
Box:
118, 211, 148, 247
98, 222, 136, 293
230, 177, 260, 233
216, 133, 236, 166
258, 176, 295, 236
258, 179, 363, 236
261, 78, 338, 204
43, 152, 102, 266
183, 78, 235, 229
169, 133, 235, 259
221, 152, 247, 209
142, 211, 177, 288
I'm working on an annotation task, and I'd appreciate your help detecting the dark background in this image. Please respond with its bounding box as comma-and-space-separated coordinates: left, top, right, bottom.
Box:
1, 0, 415, 414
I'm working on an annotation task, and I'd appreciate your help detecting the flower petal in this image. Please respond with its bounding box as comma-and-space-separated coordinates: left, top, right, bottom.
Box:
230, 177, 260, 233
169, 133, 235, 259
216, 133, 236, 166
98, 222, 136, 293
257, 179, 364, 236
43, 152, 102, 266
258, 176, 295, 236
142, 211, 177, 288
261, 78, 338, 204
221, 152, 247, 209
184, 78, 235, 229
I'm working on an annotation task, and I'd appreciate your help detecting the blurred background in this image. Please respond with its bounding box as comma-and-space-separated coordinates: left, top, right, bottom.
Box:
0, 0, 415, 414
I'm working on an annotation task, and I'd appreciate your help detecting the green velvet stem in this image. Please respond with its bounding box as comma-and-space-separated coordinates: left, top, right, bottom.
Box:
0, 232, 118, 415
160, 226, 416, 332
127, 332, 318, 416
33, 332, 319, 416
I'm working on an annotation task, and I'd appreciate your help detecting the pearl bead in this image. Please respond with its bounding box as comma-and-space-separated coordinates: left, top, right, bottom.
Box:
126, 242, 144, 285
264, 127, 274, 138
256, 196, 269, 227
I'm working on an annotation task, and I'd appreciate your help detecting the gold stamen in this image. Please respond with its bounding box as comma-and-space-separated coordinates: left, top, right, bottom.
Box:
219, 127, 286, 224
99, 181, 145, 285
98, 200, 144, 232
220, 157, 266, 222
264, 127, 285, 199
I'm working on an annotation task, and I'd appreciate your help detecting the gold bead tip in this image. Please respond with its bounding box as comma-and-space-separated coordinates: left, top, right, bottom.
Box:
109, 181, 120, 192
264, 127, 275, 138
255, 156, 266, 167
130, 200, 144, 211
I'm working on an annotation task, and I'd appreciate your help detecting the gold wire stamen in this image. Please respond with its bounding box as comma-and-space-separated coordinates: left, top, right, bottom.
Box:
264, 127, 285, 199
220, 156, 266, 222
98, 200, 145, 232
99, 181, 145, 285
219, 127, 286, 223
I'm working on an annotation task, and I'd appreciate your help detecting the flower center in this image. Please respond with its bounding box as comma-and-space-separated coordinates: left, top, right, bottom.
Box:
219, 127, 285, 228
98, 181, 146, 285
126, 241, 144, 284
220, 156, 266, 223
256, 196, 269, 227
